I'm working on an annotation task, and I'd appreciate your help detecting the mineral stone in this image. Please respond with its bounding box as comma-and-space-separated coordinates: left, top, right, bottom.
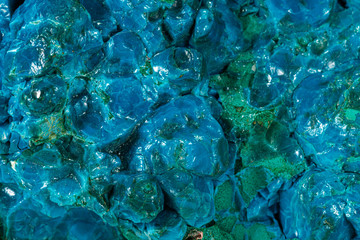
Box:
2, 0, 360, 239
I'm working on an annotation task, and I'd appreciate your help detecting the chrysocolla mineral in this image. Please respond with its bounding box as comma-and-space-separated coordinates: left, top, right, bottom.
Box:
2, 0, 360, 239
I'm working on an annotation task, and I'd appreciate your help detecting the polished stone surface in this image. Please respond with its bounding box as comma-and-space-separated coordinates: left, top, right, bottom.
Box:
1, 0, 360, 239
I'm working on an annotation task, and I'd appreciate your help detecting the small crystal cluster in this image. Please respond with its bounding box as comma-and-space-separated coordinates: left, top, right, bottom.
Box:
1, 0, 360, 239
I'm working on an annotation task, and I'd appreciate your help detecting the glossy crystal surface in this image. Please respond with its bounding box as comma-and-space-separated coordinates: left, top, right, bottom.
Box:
1, 0, 360, 239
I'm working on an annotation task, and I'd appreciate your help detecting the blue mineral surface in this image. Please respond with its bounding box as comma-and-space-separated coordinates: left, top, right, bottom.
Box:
1, 0, 360, 239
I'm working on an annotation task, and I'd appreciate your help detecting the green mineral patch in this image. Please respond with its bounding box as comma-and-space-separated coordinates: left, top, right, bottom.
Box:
241, 136, 306, 179
214, 180, 234, 212
140, 58, 153, 76
231, 223, 247, 240
236, 166, 273, 205
247, 223, 276, 240
231, 223, 280, 240
218, 90, 276, 132
209, 51, 271, 135
216, 216, 237, 233
27, 113, 68, 145
210, 51, 255, 89
203, 225, 234, 240
240, 14, 266, 44
344, 108, 360, 121
240, 120, 307, 179
161, 0, 175, 4
251, 156, 306, 179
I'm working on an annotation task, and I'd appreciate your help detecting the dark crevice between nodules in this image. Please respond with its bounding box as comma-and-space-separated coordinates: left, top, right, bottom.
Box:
273, 202, 285, 235
8, 0, 25, 17
338, 0, 349, 9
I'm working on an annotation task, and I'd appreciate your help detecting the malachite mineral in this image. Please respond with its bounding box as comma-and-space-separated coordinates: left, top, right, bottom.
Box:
1, 0, 360, 239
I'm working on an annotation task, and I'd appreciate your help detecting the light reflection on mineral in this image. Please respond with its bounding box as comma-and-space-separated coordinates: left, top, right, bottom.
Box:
4, 187, 15, 197
0, 0, 360, 239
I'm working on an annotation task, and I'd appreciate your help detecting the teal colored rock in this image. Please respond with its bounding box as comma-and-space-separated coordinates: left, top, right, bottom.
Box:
102, 31, 146, 76
119, 210, 187, 240
266, 0, 333, 26
65, 76, 155, 145
128, 95, 231, 178
280, 170, 358, 240
3, 0, 360, 239
19, 75, 67, 117
157, 169, 215, 227
110, 173, 164, 223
